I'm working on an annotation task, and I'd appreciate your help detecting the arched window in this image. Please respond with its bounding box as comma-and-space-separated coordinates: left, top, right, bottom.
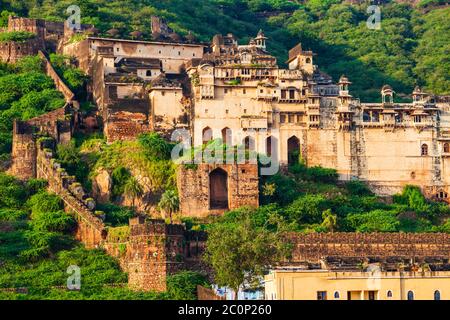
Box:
243, 136, 255, 151
434, 290, 441, 301
266, 136, 278, 158
146, 70, 152, 77
407, 291, 414, 301
421, 144, 428, 156
305, 58, 311, 64
387, 290, 393, 299
444, 143, 449, 153
221, 127, 232, 145
334, 291, 340, 299
202, 127, 213, 145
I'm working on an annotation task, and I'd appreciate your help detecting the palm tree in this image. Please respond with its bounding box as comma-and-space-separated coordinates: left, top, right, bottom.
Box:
158, 189, 179, 224
124, 177, 143, 210
321, 209, 337, 232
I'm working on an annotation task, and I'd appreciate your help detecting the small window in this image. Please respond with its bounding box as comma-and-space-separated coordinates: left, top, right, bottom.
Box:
434, 290, 441, 301
306, 57, 311, 63
280, 115, 286, 123
444, 143, 449, 153
243, 109, 247, 114
224, 89, 228, 94
161, 91, 165, 96
243, 89, 246, 94
334, 291, 340, 299
387, 290, 393, 299
363, 111, 370, 122
407, 291, 414, 301
146, 70, 152, 77
116, 47, 119, 52
317, 291, 327, 300
421, 144, 428, 156
225, 109, 229, 114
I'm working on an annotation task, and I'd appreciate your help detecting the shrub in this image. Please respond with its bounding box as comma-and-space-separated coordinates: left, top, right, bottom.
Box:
27, 192, 63, 216
285, 194, 327, 224
111, 166, 131, 198
166, 271, 209, 300
0, 208, 28, 221
26, 179, 48, 195
346, 180, 373, 196
0, 173, 28, 209
97, 203, 134, 227
346, 210, 400, 232
137, 133, 172, 161
0, 31, 35, 43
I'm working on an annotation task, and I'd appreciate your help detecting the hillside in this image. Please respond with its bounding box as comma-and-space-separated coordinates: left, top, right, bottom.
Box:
1, 0, 449, 101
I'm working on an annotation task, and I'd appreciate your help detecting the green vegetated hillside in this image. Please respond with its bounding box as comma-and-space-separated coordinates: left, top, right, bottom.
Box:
1, 0, 449, 101
0, 0, 450, 299
0, 172, 207, 300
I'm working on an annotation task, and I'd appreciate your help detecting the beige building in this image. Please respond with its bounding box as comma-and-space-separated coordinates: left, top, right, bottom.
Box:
187, 32, 450, 201
265, 268, 449, 300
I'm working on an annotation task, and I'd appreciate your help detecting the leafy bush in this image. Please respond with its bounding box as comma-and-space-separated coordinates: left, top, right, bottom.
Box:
0, 31, 35, 42
138, 133, 172, 161
346, 210, 400, 232
285, 194, 327, 225
111, 166, 131, 198
0, 208, 28, 221
346, 180, 373, 196
27, 192, 63, 216
97, 203, 134, 227
166, 271, 209, 300
0, 173, 28, 209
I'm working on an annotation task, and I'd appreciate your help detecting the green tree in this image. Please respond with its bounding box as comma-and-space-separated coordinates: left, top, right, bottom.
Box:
204, 208, 291, 299
123, 177, 143, 210
321, 209, 337, 232
158, 189, 179, 223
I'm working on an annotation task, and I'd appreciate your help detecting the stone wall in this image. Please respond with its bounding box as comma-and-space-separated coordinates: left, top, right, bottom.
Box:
288, 232, 450, 262
177, 163, 259, 217
0, 37, 43, 63
38, 51, 75, 102
36, 143, 106, 248
10, 121, 37, 180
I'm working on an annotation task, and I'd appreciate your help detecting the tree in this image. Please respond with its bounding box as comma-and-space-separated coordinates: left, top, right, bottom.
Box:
158, 189, 179, 223
123, 177, 143, 210
321, 209, 337, 232
204, 208, 291, 299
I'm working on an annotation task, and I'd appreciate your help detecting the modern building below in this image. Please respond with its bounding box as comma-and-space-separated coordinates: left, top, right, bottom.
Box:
265, 267, 449, 300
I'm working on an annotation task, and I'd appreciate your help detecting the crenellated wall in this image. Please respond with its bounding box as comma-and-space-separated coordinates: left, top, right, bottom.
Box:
288, 232, 450, 262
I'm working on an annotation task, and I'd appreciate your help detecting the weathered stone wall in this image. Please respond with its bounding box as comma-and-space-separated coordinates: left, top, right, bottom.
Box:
38, 51, 75, 102
36, 144, 106, 248
177, 163, 259, 217
104, 99, 151, 142
10, 121, 37, 180
288, 232, 450, 262
0, 37, 43, 63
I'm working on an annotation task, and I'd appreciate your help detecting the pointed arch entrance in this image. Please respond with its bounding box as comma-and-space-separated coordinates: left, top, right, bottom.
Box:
209, 168, 228, 209
288, 135, 300, 166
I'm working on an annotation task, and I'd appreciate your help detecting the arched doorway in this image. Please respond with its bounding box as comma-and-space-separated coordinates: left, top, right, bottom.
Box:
221, 127, 232, 145
287, 136, 300, 166
209, 168, 228, 209
202, 127, 213, 145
